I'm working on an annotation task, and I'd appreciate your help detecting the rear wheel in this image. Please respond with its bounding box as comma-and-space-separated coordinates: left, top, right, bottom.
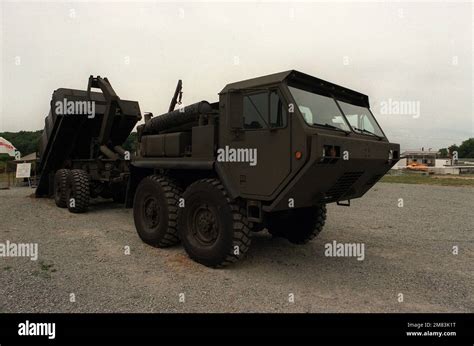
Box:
178, 178, 251, 268
54, 169, 70, 208
133, 175, 182, 247
266, 205, 326, 244
66, 169, 90, 213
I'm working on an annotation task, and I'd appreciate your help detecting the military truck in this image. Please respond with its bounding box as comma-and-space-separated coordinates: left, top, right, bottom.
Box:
131, 70, 400, 268
36, 76, 141, 212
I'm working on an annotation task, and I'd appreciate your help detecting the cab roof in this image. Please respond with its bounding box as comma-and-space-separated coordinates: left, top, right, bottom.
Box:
220, 70, 369, 108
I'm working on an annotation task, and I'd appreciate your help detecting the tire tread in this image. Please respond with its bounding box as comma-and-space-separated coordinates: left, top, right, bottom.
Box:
180, 178, 251, 268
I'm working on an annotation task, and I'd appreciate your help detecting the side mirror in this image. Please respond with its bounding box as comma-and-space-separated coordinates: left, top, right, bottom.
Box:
227, 91, 243, 129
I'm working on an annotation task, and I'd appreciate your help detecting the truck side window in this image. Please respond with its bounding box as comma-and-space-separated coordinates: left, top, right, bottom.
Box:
243, 92, 268, 129
270, 90, 287, 128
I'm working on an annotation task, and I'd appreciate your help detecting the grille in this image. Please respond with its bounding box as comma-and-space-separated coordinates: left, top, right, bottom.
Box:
325, 171, 363, 201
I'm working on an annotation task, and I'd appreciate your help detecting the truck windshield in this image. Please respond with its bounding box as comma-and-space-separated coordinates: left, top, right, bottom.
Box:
336, 101, 385, 138
288, 86, 351, 132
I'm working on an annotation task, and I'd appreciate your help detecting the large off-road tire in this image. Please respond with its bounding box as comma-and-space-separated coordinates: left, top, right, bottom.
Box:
143, 102, 211, 134
178, 178, 251, 268
66, 169, 90, 213
266, 205, 327, 244
133, 175, 182, 247
54, 169, 70, 208
144, 111, 192, 133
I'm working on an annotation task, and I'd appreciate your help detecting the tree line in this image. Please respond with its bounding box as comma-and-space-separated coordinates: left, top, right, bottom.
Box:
438, 138, 474, 158
0, 131, 138, 160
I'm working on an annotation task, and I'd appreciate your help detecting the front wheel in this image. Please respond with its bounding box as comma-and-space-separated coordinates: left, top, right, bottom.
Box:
266, 205, 327, 244
178, 178, 251, 268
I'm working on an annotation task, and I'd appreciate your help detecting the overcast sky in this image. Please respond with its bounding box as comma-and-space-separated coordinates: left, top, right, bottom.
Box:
0, 0, 472, 150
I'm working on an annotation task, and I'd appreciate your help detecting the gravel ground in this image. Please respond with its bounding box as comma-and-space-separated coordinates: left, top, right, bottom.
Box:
0, 183, 472, 313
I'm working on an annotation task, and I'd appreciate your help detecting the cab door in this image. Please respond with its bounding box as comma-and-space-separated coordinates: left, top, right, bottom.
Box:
228, 88, 292, 198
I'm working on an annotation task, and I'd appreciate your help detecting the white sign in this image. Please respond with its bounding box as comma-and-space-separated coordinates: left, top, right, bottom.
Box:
16, 163, 31, 178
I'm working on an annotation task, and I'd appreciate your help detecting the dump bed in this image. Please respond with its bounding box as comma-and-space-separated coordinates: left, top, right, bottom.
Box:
36, 87, 141, 196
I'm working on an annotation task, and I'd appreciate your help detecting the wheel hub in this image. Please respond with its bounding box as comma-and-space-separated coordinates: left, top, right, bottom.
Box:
192, 205, 218, 245
144, 197, 160, 228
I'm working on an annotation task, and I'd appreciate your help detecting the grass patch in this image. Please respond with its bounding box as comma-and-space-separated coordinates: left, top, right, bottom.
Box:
381, 174, 474, 187
32, 260, 56, 279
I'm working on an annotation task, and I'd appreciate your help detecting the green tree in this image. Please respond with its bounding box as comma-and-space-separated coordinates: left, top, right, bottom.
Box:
0, 130, 139, 158
122, 132, 138, 153
458, 138, 474, 158
438, 148, 448, 158
448, 144, 459, 157
0, 130, 43, 156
